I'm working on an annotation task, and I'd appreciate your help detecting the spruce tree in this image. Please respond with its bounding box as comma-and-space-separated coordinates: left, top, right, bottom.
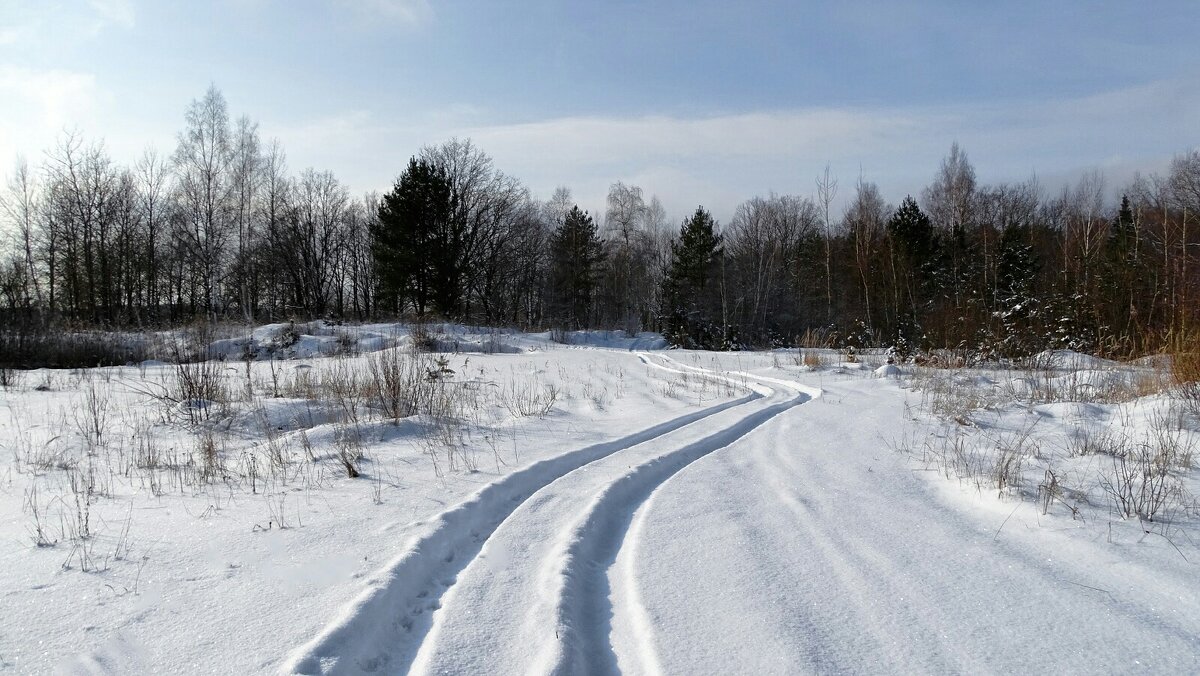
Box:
372, 158, 454, 317
886, 196, 939, 344
993, 224, 1041, 357
662, 206, 725, 348
548, 206, 605, 329
1103, 194, 1146, 349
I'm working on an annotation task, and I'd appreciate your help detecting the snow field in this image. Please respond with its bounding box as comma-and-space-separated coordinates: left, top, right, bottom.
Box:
618, 365, 1200, 673
895, 352, 1198, 531
1, 330, 1198, 674
0, 326, 730, 674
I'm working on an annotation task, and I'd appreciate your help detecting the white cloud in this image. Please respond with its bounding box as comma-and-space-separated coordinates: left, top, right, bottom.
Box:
334, 0, 432, 27
0, 66, 101, 169
266, 75, 1198, 222
7, 64, 1190, 228
0, 25, 27, 45
438, 77, 1198, 220
87, 0, 136, 30
0, 66, 99, 127
0, 0, 134, 49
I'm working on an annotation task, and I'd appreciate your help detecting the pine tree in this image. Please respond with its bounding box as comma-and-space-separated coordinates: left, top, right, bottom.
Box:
662, 206, 726, 348
548, 206, 604, 329
886, 196, 939, 344
372, 158, 454, 317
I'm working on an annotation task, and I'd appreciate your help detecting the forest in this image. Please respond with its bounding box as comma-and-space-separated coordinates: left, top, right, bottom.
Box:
2, 86, 1198, 362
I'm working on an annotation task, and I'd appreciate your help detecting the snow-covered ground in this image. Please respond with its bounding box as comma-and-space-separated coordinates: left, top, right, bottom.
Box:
1, 325, 1197, 674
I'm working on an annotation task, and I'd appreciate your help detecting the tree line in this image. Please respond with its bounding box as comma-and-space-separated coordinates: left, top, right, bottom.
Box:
2, 87, 1199, 359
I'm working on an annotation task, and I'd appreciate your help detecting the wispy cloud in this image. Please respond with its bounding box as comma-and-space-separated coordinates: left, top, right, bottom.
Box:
262, 75, 1198, 221
0, 0, 135, 48
333, 0, 432, 27
440, 76, 1199, 218
87, 0, 136, 31
0, 66, 101, 167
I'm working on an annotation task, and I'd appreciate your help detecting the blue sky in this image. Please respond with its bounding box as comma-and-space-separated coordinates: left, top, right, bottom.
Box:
2, 0, 1198, 221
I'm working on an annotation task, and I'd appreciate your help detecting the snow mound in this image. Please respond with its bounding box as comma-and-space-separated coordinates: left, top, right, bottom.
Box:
1032, 350, 1119, 371
874, 364, 902, 378
529, 329, 669, 351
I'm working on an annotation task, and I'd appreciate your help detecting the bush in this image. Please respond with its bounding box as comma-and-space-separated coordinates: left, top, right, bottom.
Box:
0, 323, 147, 369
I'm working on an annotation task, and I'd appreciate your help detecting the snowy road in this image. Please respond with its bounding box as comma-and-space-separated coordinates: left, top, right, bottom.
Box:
285, 355, 1200, 675
285, 355, 816, 674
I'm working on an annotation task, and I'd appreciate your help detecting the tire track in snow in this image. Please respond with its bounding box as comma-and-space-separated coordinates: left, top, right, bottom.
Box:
617, 376, 1200, 673
593, 357, 824, 675
400, 355, 816, 675
281, 353, 761, 675
749, 432, 982, 672
544, 365, 819, 675
758, 403, 1200, 670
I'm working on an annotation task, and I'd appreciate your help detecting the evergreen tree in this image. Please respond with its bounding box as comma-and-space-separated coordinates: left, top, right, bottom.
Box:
992, 224, 1041, 357
547, 206, 604, 329
886, 196, 939, 343
372, 158, 454, 317
662, 206, 726, 348
1103, 194, 1147, 351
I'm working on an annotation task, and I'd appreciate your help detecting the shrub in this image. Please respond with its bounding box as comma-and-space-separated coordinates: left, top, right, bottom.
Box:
366, 348, 428, 421
1097, 444, 1184, 522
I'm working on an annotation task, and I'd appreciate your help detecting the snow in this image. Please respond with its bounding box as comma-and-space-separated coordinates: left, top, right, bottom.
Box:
873, 363, 902, 378
1, 328, 1198, 674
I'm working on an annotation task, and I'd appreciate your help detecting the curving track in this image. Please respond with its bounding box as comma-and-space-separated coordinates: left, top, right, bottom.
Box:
285, 354, 1200, 675
283, 354, 817, 675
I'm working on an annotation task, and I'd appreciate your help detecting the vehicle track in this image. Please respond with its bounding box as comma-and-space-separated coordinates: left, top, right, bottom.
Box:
610, 375, 1200, 674
544, 365, 817, 675
283, 353, 815, 675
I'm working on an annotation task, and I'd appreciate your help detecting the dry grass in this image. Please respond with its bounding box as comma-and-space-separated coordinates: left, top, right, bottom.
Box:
795, 327, 834, 349
1168, 328, 1200, 409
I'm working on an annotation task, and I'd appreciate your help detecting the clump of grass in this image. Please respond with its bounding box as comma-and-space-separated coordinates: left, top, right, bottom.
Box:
0, 365, 24, 388
334, 424, 363, 478
1168, 328, 1200, 411
794, 350, 824, 369
1098, 443, 1187, 522
795, 327, 833, 349
366, 348, 428, 422
907, 368, 1006, 422
499, 375, 559, 417
1065, 426, 1127, 458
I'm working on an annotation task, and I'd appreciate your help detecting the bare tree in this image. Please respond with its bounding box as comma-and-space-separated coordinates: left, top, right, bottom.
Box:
255, 139, 290, 318
0, 156, 44, 310
816, 165, 838, 322
44, 130, 122, 323
604, 181, 651, 331
726, 193, 820, 341
172, 86, 234, 319
922, 142, 978, 232
135, 148, 171, 320
343, 192, 378, 319
277, 169, 349, 316
922, 143, 979, 314
1166, 151, 1200, 329
230, 115, 262, 322
542, 186, 573, 228
843, 178, 888, 334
